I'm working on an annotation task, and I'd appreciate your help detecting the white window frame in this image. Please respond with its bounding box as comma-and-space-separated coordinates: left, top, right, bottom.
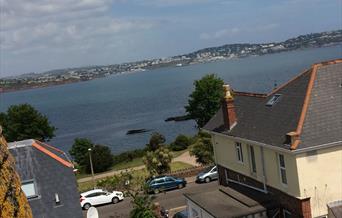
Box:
278, 154, 287, 185
235, 142, 244, 163
21, 180, 38, 199
249, 145, 257, 175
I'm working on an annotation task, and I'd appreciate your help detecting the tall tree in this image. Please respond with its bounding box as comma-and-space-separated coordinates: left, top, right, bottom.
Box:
69, 138, 93, 167
185, 74, 224, 128
190, 131, 214, 165
69, 138, 113, 173
0, 104, 56, 142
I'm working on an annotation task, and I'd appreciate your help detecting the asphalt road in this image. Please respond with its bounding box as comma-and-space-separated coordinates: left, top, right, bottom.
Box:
82, 181, 218, 218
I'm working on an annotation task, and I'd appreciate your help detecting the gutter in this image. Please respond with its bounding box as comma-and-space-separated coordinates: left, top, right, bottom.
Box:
202, 129, 293, 154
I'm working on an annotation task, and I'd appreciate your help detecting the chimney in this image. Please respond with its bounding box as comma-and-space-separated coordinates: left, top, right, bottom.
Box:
222, 84, 237, 130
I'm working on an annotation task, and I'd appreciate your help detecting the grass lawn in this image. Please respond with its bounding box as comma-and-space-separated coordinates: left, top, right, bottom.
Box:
77, 160, 192, 192
76, 148, 189, 180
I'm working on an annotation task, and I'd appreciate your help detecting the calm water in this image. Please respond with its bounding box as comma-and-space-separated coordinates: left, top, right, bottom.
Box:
1, 45, 341, 154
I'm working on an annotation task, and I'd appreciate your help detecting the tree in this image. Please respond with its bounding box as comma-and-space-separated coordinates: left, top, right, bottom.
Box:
190, 131, 214, 165
69, 138, 113, 173
169, 134, 191, 151
69, 138, 93, 167
146, 132, 165, 151
86, 144, 113, 173
143, 146, 172, 176
0, 104, 56, 142
185, 74, 224, 128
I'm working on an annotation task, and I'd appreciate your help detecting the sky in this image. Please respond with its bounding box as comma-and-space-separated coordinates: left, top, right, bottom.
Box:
0, 0, 341, 77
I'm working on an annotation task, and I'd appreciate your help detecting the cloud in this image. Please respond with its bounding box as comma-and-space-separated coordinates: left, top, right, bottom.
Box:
0, 0, 158, 54
200, 27, 240, 40
136, 0, 210, 7
200, 24, 278, 40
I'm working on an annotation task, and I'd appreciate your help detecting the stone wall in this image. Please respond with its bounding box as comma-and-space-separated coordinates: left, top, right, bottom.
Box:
0, 129, 32, 218
167, 165, 209, 178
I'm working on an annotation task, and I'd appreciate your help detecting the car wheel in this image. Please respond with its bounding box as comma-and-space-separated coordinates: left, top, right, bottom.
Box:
112, 197, 119, 204
154, 189, 160, 194
205, 177, 211, 183
178, 183, 184, 189
83, 203, 91, 210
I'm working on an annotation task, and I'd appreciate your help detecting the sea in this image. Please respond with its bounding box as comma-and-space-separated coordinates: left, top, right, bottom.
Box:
1, 45, 341, 154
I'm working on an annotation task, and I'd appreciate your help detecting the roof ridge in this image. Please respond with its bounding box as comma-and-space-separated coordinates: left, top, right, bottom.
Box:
267, 59, 342, 98
289, 63, 318, 150
234, 91, 267, 98
32, 141, 74, 168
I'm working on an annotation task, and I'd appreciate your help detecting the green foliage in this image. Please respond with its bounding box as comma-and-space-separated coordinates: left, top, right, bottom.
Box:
69, 138, 113, 173
0, 104, 56, 142
128, 175, 157, 218
130, 194, 156, 218
86, 144, 113, 173
169, 134, 191, 151
190, 131, 214, 165
146, 132, 165, 151
143, 146, 172, 176
69, 138, 93, 167
185, 74, 224, 128
113, 149, 146, 165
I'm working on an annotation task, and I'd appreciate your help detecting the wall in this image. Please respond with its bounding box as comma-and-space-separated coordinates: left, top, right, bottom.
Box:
212, 133, 301, 197
296, 145, 342, 217
186, 198, 214, 218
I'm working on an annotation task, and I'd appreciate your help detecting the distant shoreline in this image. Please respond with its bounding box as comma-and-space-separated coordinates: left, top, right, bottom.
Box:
1, 42, 341, 94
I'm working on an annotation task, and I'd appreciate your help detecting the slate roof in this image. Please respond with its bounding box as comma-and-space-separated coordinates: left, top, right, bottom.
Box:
203, 59, 342, 151
184, 184, 278, 218
8, 139, 83, 218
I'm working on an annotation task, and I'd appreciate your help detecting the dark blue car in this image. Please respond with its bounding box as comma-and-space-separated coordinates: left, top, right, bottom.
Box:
147, 176, 186, 194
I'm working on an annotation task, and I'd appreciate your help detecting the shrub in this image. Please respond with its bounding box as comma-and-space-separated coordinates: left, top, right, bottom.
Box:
169, 134, 191, 151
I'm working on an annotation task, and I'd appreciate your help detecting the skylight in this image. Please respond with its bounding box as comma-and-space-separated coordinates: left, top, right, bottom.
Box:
266, 94, 282, 107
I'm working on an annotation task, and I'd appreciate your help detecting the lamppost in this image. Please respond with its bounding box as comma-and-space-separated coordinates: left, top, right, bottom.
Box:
88, 148, 95, 189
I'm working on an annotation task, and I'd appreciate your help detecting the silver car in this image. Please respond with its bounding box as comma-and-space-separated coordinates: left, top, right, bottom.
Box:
196, 165, 218, 183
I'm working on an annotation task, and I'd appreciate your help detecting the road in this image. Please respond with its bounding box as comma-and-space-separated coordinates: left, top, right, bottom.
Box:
82, 180, 218, 218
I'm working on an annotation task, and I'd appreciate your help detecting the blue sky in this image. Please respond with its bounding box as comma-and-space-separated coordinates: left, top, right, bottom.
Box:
0, 0, 341, 76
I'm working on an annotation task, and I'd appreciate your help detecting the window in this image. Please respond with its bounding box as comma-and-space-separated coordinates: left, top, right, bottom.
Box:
21, 181, 37, 199
266, 94, 282, 107
249, 145, 257, 174
278, 154, 287, 185
235, 142, 244, 163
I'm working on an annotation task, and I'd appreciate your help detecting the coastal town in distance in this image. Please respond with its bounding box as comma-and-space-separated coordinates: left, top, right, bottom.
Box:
1, 30, 341, 93
1, 1, 342, 218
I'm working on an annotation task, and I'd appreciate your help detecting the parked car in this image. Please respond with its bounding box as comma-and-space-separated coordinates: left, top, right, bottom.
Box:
196, 165, 218, 183
80, 189, 124, 210
173, 209, 188, 218
147, 175, 186, 194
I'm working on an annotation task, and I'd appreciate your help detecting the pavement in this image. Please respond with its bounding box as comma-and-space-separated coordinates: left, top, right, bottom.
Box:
82, 178, 219, 218
78, 151, 198, 183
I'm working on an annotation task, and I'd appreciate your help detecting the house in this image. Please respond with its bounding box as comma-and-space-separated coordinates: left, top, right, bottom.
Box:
185, 59, 342, 218
8, 139, 83, 218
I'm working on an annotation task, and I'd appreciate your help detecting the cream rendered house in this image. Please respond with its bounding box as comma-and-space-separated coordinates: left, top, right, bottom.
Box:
185, 60, 342, 218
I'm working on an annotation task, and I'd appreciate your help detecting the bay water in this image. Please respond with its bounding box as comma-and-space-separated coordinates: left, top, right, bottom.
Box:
0, 45, 341, 154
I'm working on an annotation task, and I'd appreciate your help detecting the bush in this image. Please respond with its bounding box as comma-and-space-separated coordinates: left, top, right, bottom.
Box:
169, 134, 191, 151
112, 149, 146, 165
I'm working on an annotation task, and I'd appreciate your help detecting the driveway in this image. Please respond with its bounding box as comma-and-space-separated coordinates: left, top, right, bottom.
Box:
82, 179, 218, 218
